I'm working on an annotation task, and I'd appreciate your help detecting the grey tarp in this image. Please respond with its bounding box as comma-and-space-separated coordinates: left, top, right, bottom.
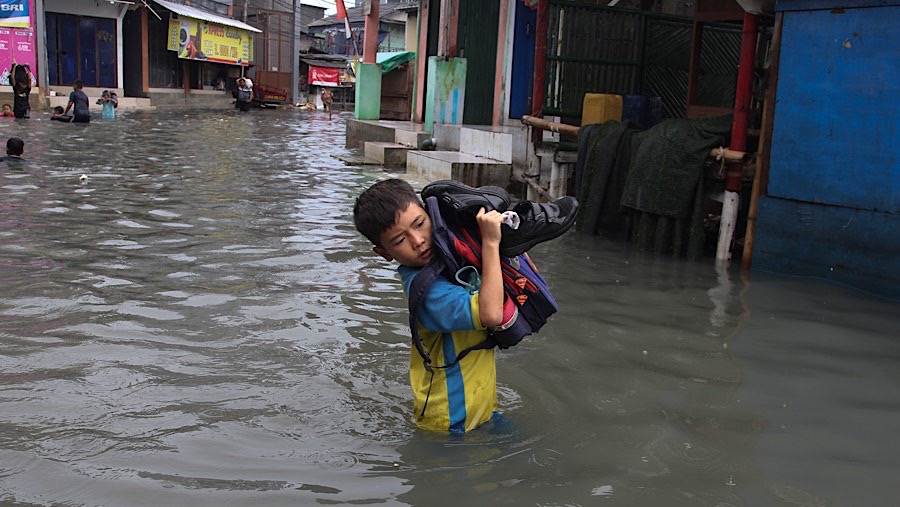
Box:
575, 115, 733, 259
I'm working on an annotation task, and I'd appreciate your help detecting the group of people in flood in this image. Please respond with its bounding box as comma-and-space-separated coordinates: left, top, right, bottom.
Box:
2, 67, 118, 123
50, 81, 118, 123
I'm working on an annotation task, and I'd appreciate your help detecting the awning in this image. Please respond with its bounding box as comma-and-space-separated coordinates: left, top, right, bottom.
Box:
300, 59, 347, 69
376, 51, 415, 73
153, 0, 262, 33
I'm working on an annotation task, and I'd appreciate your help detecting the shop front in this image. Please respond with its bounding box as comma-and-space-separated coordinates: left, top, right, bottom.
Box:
44, 0, 124, 95
139, 0, 258, 104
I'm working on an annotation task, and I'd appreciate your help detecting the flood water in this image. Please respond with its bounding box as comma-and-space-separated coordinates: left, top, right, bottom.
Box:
1, 109, 898, 506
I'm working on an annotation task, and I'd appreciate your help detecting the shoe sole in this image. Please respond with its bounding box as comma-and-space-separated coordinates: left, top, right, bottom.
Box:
422, 180, 511, 214
500, 197, 579, 257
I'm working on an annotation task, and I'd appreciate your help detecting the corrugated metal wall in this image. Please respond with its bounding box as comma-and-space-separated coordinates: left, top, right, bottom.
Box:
544, 0, 741, 119
755, 2, 900, 298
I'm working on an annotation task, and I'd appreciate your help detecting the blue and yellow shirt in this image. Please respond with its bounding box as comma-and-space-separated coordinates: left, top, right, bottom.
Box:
399, 265, 498, 433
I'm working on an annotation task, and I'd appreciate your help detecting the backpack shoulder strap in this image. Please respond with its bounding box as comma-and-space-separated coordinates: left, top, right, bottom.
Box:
406, 196, 498, 371
407, 260, 444, 372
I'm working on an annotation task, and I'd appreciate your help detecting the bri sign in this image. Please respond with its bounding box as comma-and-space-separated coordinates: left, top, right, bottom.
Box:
0, 0, 30, 29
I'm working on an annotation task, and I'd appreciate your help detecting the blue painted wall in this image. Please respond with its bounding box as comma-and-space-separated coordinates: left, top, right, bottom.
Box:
755, 0, 900, 299
509, 3, 536, 119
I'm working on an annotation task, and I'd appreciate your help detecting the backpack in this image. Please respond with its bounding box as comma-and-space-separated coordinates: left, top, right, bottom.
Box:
407, 195, 558, 371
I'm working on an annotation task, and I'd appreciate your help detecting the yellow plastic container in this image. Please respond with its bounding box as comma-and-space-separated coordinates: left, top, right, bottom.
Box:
581, 93, 623, 126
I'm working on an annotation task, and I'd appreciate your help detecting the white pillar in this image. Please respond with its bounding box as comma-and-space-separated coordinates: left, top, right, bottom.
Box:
716, 190, 740, 264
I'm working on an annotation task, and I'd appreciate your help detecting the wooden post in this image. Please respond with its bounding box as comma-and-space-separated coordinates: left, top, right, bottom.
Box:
142, 7, 150, 96
492, 0, 509, 127
742, 12, 783, 270
363, 0, 380, 63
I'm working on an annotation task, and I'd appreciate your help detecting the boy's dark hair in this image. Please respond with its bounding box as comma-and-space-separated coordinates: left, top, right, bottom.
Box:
53, 106, 65, 114
2, 103, 10, 109
7, 137, 24, 156
73, 80, 83, 90
353, 179, 421, 246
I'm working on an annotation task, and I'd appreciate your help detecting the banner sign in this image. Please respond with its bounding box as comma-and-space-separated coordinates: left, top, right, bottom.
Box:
0, 0, 29, 28
309, 66, 340, 87
0, 1, 35, 86
168, 17, 252, 66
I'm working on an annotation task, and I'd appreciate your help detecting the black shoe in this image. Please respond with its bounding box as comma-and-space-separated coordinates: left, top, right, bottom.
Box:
422, 180, 511, 216
500, 196, 579, 257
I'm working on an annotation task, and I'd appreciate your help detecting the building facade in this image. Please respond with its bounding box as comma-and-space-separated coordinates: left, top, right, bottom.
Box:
33, 0, 262, 108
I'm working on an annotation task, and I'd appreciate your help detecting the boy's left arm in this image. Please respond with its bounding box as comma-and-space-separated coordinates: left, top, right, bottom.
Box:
475, 208, 504, 328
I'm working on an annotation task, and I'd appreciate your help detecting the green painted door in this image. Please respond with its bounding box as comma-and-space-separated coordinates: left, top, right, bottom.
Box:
458, 0, 500, 125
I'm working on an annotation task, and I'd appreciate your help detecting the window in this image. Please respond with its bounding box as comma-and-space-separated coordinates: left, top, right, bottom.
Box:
147, 12, 183, 88
46, 13, 117, 88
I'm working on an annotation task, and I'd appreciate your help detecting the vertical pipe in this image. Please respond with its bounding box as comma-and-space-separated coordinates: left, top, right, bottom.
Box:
291, 0, 300, 105
716, 13, 758, 265
36, 0, 49, 104
531, 0, 548, 142
141, 7, 149, 96
242, 0, 249, 78
727, 12, 758, 191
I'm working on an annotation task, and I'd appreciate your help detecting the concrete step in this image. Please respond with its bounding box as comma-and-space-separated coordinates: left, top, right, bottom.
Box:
459, 127, 513, 163
395, 128, 431, 148
407, 151, 512, 188
432, 124, 514, 163
149, 91, 234, 109
345, 119, 431, 149
364, 141, 412, 167
46, 95, 154, 112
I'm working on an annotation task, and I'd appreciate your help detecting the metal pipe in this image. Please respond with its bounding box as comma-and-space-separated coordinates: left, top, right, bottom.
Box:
726, 12, 758, 193
717, 12, 758, 265
521, 115, 750, 163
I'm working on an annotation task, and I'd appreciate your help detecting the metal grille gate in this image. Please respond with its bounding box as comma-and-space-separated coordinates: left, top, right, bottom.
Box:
544, 0, 741, 120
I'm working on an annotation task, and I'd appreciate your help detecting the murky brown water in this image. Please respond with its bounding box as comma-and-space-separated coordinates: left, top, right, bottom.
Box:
1, 109, 898, 506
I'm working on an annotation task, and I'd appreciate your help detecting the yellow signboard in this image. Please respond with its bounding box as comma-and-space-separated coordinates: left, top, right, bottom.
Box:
168, 18, 252, 66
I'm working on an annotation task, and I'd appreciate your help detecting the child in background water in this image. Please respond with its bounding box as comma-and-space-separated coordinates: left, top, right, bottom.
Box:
97, 90, 118, 119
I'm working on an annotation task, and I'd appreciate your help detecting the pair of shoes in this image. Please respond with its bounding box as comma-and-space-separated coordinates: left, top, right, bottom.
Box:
422, 179, 579, 257
499, 196, 579, 257
422, 180, 511, 215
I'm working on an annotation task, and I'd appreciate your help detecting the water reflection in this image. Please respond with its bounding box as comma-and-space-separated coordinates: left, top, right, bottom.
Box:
0, 109, 897, 506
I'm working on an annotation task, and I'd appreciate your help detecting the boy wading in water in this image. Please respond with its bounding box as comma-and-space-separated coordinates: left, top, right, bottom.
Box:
354, 179, 506, 433
64, 80, 91, 123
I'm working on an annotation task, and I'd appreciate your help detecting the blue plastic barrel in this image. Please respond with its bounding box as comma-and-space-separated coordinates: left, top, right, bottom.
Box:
622, 94, 663, 130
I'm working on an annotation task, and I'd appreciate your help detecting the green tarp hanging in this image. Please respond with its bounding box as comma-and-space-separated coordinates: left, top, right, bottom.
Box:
376, 51, 416, 73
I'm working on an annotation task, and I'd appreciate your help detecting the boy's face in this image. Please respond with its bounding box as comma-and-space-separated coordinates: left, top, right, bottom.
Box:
2, 105, 10, 113
373, 202, 433, 268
